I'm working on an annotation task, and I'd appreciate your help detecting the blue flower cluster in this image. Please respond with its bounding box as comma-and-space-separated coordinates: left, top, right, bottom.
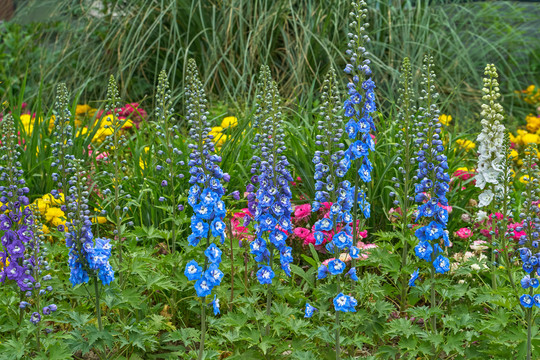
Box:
248, 65, 294, 284
410, 55, 451, 281
63, 162, 115, 287
184, 59, 225, 312
341, 2, 377, 212
516, 146, 540, 308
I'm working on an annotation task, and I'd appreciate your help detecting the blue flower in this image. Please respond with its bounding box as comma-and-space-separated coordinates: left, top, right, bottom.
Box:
211, 294, 220, 315
333, 231, 352, 250
327, 259, 346, 275
521, 275, 532, 289
256, 266, 275, 285
414, 241, 433, 261
433, 255, 450, 274
409, 268, 420, 287
304, 303, 317, 318
520, 294, 534, 308
314, 231, 325, 245
211, 218, 226, 237
195, 278, 212, 297
349, 246, 361, 260
346, 267, 358, 281
317, 265, 329, 279
191, 216, 209, 238
204, 243, 222, 264
204, 264, 224, 286
534, 294, 540, 308
415, 221, 444, 242
333, 293, 356, 312
184, 260, 203, 281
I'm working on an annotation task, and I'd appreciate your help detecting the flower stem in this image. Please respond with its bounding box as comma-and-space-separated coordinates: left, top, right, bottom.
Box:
94, 276, 103, 331
265, 247, 274, 337
430, 260, 436, 335
399, 237, 409, 314
229, 219, 234, 311
526, 308, 532, 360
335, 270, 342, 360
198, 298, 206, 360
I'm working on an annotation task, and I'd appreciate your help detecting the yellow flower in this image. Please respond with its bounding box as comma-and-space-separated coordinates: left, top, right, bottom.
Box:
455, 139, 476, 151
215, 134, 227, 147
522, 133, 539, 145
455, 167, 470, 172
19, 114, 36, 135
519, 175, 536, 184
51, 216, 66, 228
209, 126, 223, 137
508, 149, 519, 161
526, 114, 540, 133
76, 104, 93, 115
44, 207, 65, 223
221, 116, 238, 129
92, 127, 114, 143
92, 216, 108, 224
439, 114, 452, 126
0, 258, 9, 269
41, 224, 50, 235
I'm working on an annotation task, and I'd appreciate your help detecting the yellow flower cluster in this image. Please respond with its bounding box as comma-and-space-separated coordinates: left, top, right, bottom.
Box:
439, 114, 452, 126
455, 139, 475, 152
209, 116, 238, 147
18, 114, 55, 136
520, 85, 540, 105
30, 193, 107, 235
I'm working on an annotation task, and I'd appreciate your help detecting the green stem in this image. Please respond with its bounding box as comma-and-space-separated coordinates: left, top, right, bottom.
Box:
399, 237, 409, 314
526, 307, 533, 360
198, 298, 206, 360
430, 260, 436, 335
94, 276, 103, 331
335, 277, 341, 360
265, 247, 274, 337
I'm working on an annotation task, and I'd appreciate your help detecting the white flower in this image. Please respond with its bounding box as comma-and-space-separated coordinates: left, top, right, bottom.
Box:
471, 263, 481, 271
478, 190, 494, 207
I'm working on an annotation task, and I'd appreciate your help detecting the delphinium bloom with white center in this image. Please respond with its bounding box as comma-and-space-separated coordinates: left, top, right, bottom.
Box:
247, 65, 294, 283
515, 145, 540, 360
475, 64, 506, 208
184, 58, 226, 359
153, 70, 185, 253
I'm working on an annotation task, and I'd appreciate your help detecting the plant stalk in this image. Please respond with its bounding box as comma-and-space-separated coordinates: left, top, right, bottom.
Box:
94, 276, 103, 331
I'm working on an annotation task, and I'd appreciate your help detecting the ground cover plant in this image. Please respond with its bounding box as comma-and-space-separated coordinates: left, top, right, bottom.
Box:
2, 0, 540, 359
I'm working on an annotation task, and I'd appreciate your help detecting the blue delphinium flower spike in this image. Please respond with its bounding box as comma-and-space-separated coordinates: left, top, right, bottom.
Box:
247, 65, 294, 284
184, 59, 227, 307
409, 269, 420, 287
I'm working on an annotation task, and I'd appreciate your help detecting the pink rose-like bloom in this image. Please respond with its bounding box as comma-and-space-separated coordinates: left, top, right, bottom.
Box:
456, 228, 473, 239
294, 204, 311, 220
303, 232, 316, 246
294, 227, 310, 239
322, 258, 334, 266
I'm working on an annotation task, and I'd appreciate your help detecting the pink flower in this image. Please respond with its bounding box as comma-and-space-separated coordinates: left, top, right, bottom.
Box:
322, 258, 334, 266
438, 203, 453, 214
358, 229, 368, 239
96, 152, 110, 161
294, 227, 310, 239
456, 228, 473, 239
303, 232, 316, 246
294, 204, 311, 220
